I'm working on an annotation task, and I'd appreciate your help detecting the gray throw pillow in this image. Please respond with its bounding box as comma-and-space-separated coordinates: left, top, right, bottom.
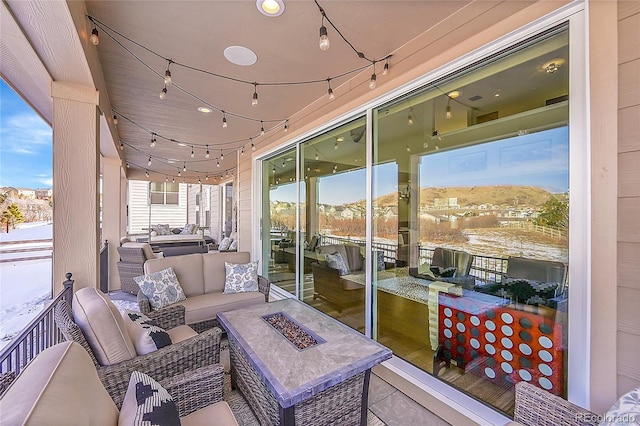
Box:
325, 252, 349, 276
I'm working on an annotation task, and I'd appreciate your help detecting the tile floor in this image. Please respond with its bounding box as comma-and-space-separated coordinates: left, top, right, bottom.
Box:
109, 291, 449, 425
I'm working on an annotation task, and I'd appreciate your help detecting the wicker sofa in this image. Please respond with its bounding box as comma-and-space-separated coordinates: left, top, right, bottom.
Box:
54, 287, 221, 408
139, 251, 270, 332
0, 341, 237, 425
311, 244, 366, 311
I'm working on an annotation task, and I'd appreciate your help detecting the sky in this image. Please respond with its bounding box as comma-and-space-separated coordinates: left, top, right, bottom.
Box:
270, 126, 569, 205
0, 79, 52, 189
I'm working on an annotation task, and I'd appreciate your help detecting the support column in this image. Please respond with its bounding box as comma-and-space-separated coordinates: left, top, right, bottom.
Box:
50, 81, 100, 293
103, 156, 123, 291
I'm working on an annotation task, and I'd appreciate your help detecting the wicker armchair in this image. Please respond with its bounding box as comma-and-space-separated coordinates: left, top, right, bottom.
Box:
54, 299, 222, 408
513, 381, 599, 426
116, 243, 162, 294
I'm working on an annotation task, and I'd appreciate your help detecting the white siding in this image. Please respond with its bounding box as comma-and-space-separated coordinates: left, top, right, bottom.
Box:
127, 180, 188, 234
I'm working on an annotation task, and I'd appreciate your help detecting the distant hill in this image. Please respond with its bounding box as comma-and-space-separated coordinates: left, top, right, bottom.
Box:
363, 185, 556, 209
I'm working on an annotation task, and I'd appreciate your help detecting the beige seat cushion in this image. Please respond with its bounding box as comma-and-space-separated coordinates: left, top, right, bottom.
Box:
167, 324, 198, 343
0, 341, 119, 425
202, 251, 251, 293
181, 401, 238, 426
121, 242, 156, 261
145, 253, 204, 297
180, 292, 265, 325
73, 287, 137, 366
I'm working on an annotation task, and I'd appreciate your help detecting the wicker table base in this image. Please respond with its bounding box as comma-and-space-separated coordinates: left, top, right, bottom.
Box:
218, 299, 391, 426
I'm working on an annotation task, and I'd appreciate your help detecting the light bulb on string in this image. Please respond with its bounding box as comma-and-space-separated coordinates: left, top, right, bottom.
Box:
150, 134, 156, 148
172, 177, 175, 183
205, 145, 210, 158
164, 61, 172, 86
446, 98, 452, 119
126, 162, 130, 169
205, 175, 209, 181
165, 176, 169, 182
90, 28, 99, 45
260, 121, 265, 136
198, 177, 201, 184
159, 86, 167, 99
319, 18, 330, 51
119, 142, 124, 151
113, 115, 118, 125
407, 108, 414, 125
252, 84, 258, 107
220, 150, 224, 160
251, 138, 255, 151
334, 140, 338, 150
327, 79, 335, 100
315, 150, 319, 161
241, 146, 245, 156
284, 120, 289, 132
183, 162, 186, 172
217, 159, 220, 168
177, 169, 181, 177
369, 66, 377, 89
145, 170, 149, 178
191, 147, 195, 158
147, 156, 152, 167
222, 112, 228, 128
383, 60, 389, 75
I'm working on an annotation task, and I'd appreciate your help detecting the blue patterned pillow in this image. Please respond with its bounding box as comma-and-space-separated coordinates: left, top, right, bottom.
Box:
325, 252, 349, 276
123, 310, 172, 355
119, 371, 180, 426
134, 267, 187, 310
224, 261, 259, 294
600, 386, 640, 425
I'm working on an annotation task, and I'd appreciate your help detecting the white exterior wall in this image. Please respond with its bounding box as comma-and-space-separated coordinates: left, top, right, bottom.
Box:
127, 180, 188, 234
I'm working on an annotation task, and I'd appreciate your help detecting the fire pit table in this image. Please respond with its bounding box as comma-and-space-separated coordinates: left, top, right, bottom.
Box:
217, 298, 392, 426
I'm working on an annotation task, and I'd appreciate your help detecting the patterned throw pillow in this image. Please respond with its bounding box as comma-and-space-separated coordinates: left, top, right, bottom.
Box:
224, 261, 259, 294
376, 251, 386, 271
134, 267, 187, 310
228, 240, 238, 251
123, 310, 172, 355
152, 224, 172, 236
325, 252, 349, 276
600, 386, 640, 426
180, 224, 197, 235
429, 265, 458, 278
119, 371, 180, 426
218, 237, 232, 251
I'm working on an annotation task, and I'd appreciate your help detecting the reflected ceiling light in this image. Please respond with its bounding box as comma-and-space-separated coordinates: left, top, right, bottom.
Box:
336, 136, 344, 142
445, 98, 451, 119
447, 91, 461, 99
257, 0, 285, 17
224, 46, 258, 66
407, 108, 414, 125
542, 58, 565, 73
198, 107, 212, 113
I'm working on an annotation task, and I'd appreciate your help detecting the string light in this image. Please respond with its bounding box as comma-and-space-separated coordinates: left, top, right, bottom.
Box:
183, 162, 186, 172
205, 175, 209, 181
252, 83, 258, 107
126, 162, 130, 168
446, 98, 452, 119
191, 146, 195, 158
383, 59, 389, 75
369, 63, 377, 90
198, 176, 201, 184
150, 134, 156, 148
159, 86, 167, 100
284, 120, 289, 132
172, 177, 175, 183
222, 112, 228, 128
407, 108, 414, 125
315, 150, 319, 160
251, 138, 255, 151
177, 168, 181, 177
164, 61, 172, 86
241, 146, 245, 156
217, 159, 220, 168
319, 22, 330, 51
220, 150, 224, 160
327, 79, 335, 100
205, 145, 210, 158
260, 121, 265, 136
90, 28, 99, 45
334, 140, 338, 150
145, 170, 149, 178
113, 115, 118, 125
119, 142, 124, 151
147, 156, 152, 166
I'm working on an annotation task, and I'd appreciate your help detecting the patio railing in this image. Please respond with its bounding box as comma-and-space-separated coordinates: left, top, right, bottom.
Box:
0, 274, 74, 376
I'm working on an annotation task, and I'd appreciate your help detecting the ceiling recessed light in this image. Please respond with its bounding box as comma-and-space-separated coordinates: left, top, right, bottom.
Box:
257, 0, 285, 17
197, 107, 212, 113
224, 46, 258, 66
542, 58, 565, 73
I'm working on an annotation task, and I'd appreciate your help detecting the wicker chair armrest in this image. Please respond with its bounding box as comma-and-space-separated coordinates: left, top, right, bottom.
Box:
514, 382, 599, 426
147, 304, 186, 329
160, 363, 225, 417
258, 275, 271, 302
98, 327, 222, 409
137, 290, 153, 315
0, 371, 16, 397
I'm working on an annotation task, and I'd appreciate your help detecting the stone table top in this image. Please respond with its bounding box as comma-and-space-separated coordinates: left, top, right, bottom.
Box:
217, 298, 392, 408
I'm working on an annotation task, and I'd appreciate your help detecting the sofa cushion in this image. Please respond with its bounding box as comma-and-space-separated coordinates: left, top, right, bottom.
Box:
73, 287, 137, 366
179, 292, 265, 326
224, 261, 259, 294
119, 371, 180, 426
135, 267, 188, 310
166, 324, 198, 343
145, 254, 205, 297
182, 401, 239, 426
123, 310, 172, 355
0, 341, 119, 425
121, 242, 156, 261
202, 251, 251, 294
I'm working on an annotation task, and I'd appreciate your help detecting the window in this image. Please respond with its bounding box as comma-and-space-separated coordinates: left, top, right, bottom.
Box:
150, 181, 179, 205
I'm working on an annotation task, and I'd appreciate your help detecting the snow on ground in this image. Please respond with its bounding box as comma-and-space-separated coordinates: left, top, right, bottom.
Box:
0, 223, 53, 351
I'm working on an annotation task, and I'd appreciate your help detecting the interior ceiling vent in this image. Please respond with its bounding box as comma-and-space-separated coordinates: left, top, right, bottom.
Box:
468, 95, 483, 101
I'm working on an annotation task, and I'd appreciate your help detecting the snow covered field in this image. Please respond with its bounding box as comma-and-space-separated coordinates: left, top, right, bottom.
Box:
0, 223, 53, 351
